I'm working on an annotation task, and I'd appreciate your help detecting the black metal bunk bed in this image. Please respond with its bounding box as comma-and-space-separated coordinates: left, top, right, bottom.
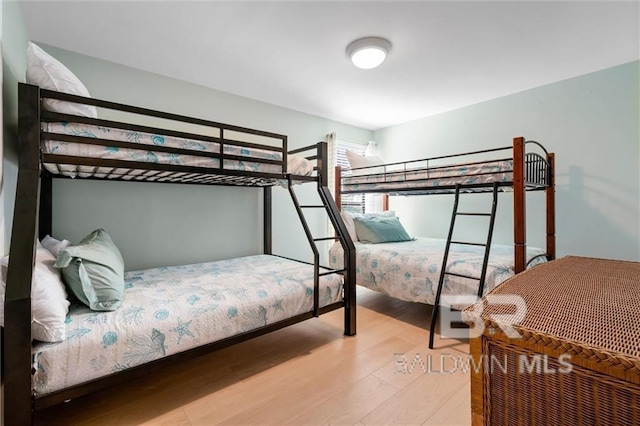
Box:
3, 83, 356, 425
334, 139, 555, 348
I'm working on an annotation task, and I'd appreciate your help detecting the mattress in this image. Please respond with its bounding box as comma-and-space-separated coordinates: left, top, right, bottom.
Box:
41, 122, 313, 179
329, 237, 546, 305
32, 255, 343, 396
341, 160, 513, 194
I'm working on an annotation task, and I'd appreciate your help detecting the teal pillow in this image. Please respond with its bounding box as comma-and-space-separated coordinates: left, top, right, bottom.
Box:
55, 229, 125, 311
354, 216, 413, 244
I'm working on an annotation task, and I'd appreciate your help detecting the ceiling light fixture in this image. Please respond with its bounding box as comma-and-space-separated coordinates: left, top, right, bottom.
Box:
346, 37, 392, 70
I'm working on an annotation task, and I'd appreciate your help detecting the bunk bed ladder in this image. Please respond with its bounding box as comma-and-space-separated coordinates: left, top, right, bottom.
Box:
287, 179, 322, 317
287, 178, 353, 322
317, 185, 357, 337
428, 183, 499, 349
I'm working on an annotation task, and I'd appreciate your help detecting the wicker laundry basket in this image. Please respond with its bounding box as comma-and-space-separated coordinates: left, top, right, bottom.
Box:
463, 256, 640, 426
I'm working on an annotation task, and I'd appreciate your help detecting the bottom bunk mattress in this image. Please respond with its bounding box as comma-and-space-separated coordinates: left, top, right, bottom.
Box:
32, 255, 343, 396
329, 237, 546, 305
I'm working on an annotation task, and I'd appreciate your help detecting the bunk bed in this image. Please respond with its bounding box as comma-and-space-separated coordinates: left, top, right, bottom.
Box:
331, 138, 555, 348
3, 83, 356, 425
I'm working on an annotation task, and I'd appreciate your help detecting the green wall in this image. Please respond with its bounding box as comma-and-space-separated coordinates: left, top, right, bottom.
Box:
375, 61, 640, 261
1, 0, 29, 254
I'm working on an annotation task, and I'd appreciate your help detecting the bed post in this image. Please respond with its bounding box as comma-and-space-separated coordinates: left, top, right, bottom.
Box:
264, 186, 272, 255
382, 194, 389, 211
317, 142, 329, 186
546, 153, 556, 260
4, 83, 41, 425
325, 158, 355, 335
513, 137, 526, 274
334, 165, 342, 211
39, 176, 53, 240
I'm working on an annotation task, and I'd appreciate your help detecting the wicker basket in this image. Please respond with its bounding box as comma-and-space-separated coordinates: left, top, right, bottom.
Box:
463, 256, 640, 425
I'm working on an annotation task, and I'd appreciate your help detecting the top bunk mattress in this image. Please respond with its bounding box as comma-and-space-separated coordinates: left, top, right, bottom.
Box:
32, 254, 343, 396
41, 122, 313, 181
341, 160, 513, 195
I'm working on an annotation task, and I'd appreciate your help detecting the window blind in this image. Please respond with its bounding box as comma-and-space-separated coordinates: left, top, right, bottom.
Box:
335, 139, 366, 214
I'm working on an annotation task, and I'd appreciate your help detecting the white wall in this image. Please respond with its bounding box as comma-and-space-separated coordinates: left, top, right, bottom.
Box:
39, 44, 372, 270
375, 61, 640, 262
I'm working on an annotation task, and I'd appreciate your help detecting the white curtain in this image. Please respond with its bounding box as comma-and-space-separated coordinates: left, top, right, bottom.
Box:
364, 140, 383, 213
365, 140, 377, 156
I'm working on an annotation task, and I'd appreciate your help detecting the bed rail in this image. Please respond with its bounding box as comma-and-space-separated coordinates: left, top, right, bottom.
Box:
338, 140, 552, 196
30, 85, 302, 186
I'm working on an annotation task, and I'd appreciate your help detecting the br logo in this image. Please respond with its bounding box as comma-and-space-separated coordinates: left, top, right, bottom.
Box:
439, 295, 527, 339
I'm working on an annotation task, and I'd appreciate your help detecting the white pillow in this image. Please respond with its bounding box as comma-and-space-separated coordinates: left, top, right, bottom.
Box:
287, 155, 314, 176
341, 212, 358, 242
345, 150, 385, 176
341, 210, 396, 242
0, 243, 70, 342
41, 234, 71, 257
26, 42, 98, 118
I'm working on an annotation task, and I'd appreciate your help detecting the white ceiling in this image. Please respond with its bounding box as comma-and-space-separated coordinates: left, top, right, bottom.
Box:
21, 1, 640, 130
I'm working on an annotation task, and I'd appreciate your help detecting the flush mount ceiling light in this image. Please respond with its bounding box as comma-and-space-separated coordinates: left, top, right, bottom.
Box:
346, 37, 392, 70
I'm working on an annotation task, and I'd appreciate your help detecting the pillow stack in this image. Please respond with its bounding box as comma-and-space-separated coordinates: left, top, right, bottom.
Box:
353, 215, 413, 244
340, 211, 413, 244
1, 229, 126, 343
0, 241, 70, 342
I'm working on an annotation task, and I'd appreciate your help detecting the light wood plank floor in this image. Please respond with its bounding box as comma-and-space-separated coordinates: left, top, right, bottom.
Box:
34, 288, 472, 425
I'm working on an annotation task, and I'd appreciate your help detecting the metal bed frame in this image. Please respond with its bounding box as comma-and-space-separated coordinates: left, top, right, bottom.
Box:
2, 83, 356, 425
334, 138, 556, 347
335, 138, 556, 273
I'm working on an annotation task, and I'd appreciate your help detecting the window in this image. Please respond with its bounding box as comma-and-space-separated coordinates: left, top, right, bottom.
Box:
335, 139, 367, 214
327, 134, 384, 216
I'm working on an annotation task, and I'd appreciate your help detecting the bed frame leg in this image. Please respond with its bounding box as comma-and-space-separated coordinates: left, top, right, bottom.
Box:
344, 245, 357, 336
513, 137, 526, 274
546, 153, 556, 260
4, 84, 42, 426
263, 186, 272, 255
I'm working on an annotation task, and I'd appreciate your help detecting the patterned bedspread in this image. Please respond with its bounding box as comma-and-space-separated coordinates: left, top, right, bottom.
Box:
329, 237, 546, 305
32, 255, 343, 396
41, 122, 313, 179
341, 160, 513, 194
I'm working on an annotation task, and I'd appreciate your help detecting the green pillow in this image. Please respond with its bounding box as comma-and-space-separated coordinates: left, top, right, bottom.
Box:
55, 229, 125, 311
354, 216, 413, 244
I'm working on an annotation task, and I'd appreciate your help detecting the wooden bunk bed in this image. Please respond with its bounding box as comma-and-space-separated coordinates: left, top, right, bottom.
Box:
2, 83, 356, 425
332, 138, 555, 348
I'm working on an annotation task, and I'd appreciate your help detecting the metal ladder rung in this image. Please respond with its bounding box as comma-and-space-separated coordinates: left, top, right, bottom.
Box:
456, 212, 491, 216
313, 237, 339, 242
450, 240, 486, 247
445, 271, 480, 281
319, 268, 346, 277
300, 205, 325, 208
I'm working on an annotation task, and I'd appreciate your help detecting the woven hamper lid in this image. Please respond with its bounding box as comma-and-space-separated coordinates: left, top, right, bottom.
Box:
464, 256, 640, 361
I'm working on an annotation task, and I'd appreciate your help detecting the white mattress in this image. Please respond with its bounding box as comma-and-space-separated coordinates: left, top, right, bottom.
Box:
329, 237, 546, 304
41, 122, 313, 179
32, 255, 343, 396
341, 160, 513, 194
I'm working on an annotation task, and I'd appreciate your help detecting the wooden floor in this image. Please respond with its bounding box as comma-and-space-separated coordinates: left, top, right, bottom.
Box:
33, 288, 472, 425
